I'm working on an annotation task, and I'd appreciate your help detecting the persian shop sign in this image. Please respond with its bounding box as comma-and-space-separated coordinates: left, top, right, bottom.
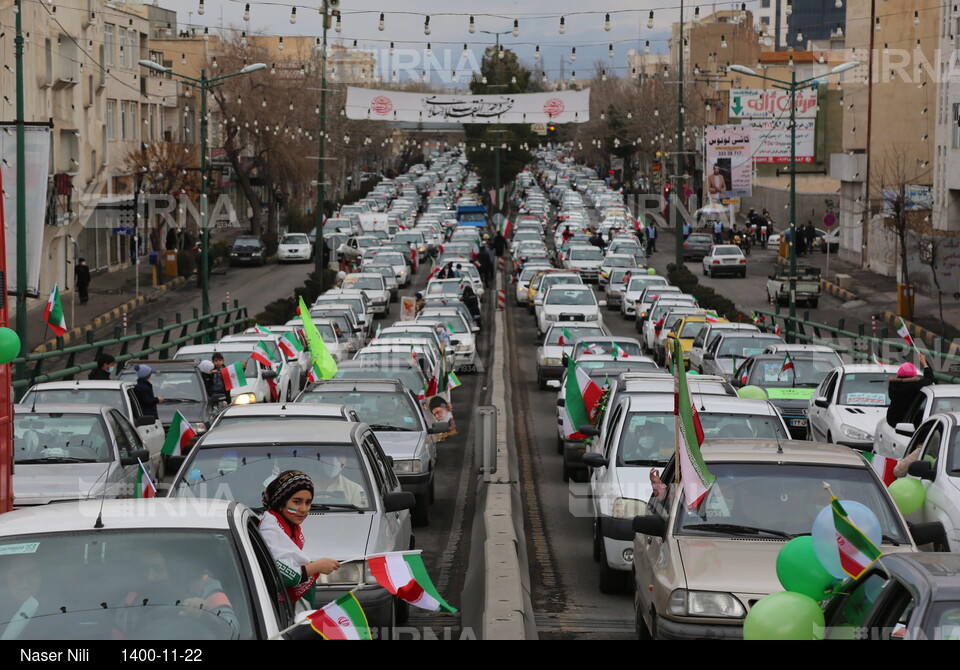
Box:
728, 88, 819, 119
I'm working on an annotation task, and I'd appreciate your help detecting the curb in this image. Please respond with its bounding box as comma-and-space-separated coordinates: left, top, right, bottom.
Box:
32, 276, 188, 353
879, 311, 939, 350
819, 278, 858, 302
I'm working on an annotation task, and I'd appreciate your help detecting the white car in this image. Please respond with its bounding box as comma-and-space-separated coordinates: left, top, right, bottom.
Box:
276, 232, 313, 263
702, 244, 747, 278
536, 324, 607, 389
218, 334, 302, 402
415, 313, 478, 371
807, 364, 900, 447
537, 285, 605, 338
620, 276, 669, 319
688, 322, 761, 372
210, 401, 360, 429
633, 286, 684, 331
874, 384, 960, 459
900, 411, 960, 551
563, 245, 605, 283
515, 263, 553, 305
340, 273, 390, 317
598, 254, 639, 290
641, 297, 699, 354
363, 250, 410, 286
315, 292, 373, 338
174, 342, 276, 405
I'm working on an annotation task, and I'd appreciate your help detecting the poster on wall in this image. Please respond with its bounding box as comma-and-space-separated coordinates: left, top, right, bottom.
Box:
728, 88, 819, 119
741, 119, 816, 164
704, 125, 753, 199
0, 126, 52, 297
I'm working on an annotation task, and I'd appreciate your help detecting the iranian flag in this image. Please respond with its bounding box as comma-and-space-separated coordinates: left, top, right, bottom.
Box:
862, 451, 897, 487
252, 324, 274, 336
774, 323, 782, 336
871, 352, 884, 366
43, 284, 68, 337
705, 311, 720, 323
778, 352, 794, 379
221, 361, 247, 391
563, 357, 603, 439
305, 362, 323, 384
897, 317, 916, 349
250, 341, 278, 369
136, 459, 157, 498
611, 343, 630, 359
446, 371, 461, 391
425, 357, 440, 397
305, 592, 371, 640
830, 495, 882, 579
557, 327, 572, 347
162, 411, 197, 456
368, 551, 457, 613
673, 338, 715, 509
278, 332, 304, 358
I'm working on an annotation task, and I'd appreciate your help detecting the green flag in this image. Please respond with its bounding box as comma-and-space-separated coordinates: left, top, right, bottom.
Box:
298, 296, 338, 380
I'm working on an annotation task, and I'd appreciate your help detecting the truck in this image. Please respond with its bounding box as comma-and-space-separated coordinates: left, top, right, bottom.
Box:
766, 265, 821, 308
357, 212, 390, 234
456, 201, 488, 228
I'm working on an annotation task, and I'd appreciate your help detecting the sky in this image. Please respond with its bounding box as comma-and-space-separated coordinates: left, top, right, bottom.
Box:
154, 0, 718, 85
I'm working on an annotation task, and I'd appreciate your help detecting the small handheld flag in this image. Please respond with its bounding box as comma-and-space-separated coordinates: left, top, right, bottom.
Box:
250, 341, 278, 369
252, 324, 274, 336
367, 551, 457, 613
161, 411, 197, 456
897, 317, 919, 354
823, 483, 882, 579
221, 361, 248, 391
305, 592, 371, 640
673, 338, 715, 509
278, 331, 304, 358
778, 352, 794, 379
136, 459, 157, 498
43, 284, 68, 337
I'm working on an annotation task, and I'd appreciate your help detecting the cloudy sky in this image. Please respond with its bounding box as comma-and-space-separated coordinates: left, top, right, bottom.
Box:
157, 0, 708, 84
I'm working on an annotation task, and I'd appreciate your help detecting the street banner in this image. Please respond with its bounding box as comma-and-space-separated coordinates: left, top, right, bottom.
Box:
704, 125, 753, 198
728, 88, 819, 119
741, 119, 816, 164
345, 87, 590, 124
0, 126, 51, 297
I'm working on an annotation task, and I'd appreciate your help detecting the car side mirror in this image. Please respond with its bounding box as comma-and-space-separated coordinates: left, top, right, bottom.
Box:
262, 370, 278, 379
546, 380, 561, 390
666, 332, 676, 339
428, 421, 449, 435
907, 459, 935, 481
895, 422, 916, 437
814, 396, 830, 409
120, 449, 151, 467
632, 514, 667, 539
579, 425, 600, 438
471, 326, 480, 333
907, 520, 943, 547
134, 416, 157, 428
704, 352, 716, 361
597, 300, 607, 307
582, 452, 607, 468
383, 491, 416, 513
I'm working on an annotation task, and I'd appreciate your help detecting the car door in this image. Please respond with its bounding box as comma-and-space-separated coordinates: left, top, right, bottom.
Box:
106, 409, 144, 493
127, 387, 164, 457
246, 517, 296, 635
878, 393, 929, 459
590, 404, 624, 519
914, 419, 957, 542
809, 371, 838, 442
362, 431, 409, 553
635, 459, 675, 630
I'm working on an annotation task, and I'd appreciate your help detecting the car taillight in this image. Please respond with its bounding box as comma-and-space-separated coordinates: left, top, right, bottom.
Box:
713, 260, 721, 264
739, 258, 746, 264
684, 243, 689, 247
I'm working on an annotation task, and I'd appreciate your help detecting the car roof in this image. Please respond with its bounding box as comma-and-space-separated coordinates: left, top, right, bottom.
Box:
14, 403, 111, 415
833, 364, 901, 374
217, 403, 351, 418
0, 499, 236, 535
309, 379, 406, 393
763, 344, 840, 354
197, 420, 361, 447
121, 359, 201, 372
27, 380, 131, 391
698, 438, 871, 466
574, 336, 641, 346
618, 375, 733, 395
176, 342, 257, 354
623, 394, 778, 415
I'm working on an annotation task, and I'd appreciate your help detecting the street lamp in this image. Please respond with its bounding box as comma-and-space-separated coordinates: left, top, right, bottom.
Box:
313, 1, 334, 286
728, 61, 858, 342
138, 59, 265, 328
479, 29, 512, 216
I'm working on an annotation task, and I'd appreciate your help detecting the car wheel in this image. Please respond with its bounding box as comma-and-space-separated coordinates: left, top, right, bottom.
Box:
537, 369, 546, 390
709, 269, 715, 278
636, 602, 652, 641
411, 493, 430, 527
702, 266, 708, 276
557, 435, 564, 455
598, 536, 630, 594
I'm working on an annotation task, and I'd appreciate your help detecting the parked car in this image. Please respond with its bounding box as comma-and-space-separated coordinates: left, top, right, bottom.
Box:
766, 266, 822, 308
230, 235, 267, 267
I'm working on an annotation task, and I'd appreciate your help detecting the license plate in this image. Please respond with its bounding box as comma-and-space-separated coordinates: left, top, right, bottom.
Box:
788, 419, 808, 428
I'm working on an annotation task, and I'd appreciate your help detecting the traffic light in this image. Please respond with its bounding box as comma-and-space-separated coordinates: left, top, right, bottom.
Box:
547, 124, 557, 137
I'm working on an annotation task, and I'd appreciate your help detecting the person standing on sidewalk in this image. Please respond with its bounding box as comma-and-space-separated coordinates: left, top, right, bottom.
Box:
646, 224, 658, 254
75, 258, 91, 305
89, 354, 116, 380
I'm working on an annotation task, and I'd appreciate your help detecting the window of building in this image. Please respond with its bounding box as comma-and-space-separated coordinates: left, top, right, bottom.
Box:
761, 0, 771, 7
760, 16, 770, 25
106, 99, 116, 140
104, 24, 114, 67
58, 36, 78, 81
120, 101, 128, 139
59, 129, 79, 173
953, 104, 960, 148
118, 27, 127, 68
127, 29, 136, 69
148, 105, 156, 141
44, 38, 53, 85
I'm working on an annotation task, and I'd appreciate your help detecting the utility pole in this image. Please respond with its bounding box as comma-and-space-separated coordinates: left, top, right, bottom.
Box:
313, 1, 332, 286
674, 0, 686, 269
14, 0, 26, 384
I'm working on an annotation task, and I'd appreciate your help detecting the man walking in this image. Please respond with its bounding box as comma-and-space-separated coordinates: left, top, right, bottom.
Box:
75, 258, 91, 305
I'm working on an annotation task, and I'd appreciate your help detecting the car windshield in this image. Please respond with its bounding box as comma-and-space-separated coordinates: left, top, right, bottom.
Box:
21, 389, 125, 413
316, 298, 364, 315
544, 326, 605, 346
932, 397, 960, 414
577, 361, 658, 374
628, 278, 667, 292
174, 443, 373, 511
14, 413, 112, 463
0, 529, 253, 640
673, 462, 907, 542
233, 238, 261, 249
118, 370, 206, 402
678, 321, 708, 339
748, 355, 840, 388
717, 337, 779, 359
332, 366, 424, 391
215, 412, 349, 428
541, 276, 581, 292
281, 234, 309, 245
427, 282, 463, 296
570, 248, 604, 261
834, 373, 891, 406
608, 269, 633, 284
688, 234, 712, 244
373, 253, 405, 266
603, 256, 637, 268
298, 390, 421, 432
546, 289, 595, 306
577, 341, 642, 357
172, 354, 258, 382
342, 276, 383, 291
714, 247, 741, 256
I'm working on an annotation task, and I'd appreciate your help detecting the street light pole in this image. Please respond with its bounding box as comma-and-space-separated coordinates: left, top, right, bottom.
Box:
313, 1, 330, 285
480, 29, 511, 215
13, 0, 26, 382
674, 0, 685, 269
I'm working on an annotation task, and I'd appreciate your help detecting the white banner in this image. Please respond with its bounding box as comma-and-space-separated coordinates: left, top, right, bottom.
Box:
0, 126, 51, 297
705, 126, 753, 199
345, 87, 590, 124
741, 119, 816, 164
728, 88, 819, 119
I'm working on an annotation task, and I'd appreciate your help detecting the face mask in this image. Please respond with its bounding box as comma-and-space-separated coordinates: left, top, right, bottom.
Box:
108, 366, 115, 374
321, 459, 342, 479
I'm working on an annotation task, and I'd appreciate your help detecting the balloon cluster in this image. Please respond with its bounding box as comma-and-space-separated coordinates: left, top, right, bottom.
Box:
743, 500, 883, 640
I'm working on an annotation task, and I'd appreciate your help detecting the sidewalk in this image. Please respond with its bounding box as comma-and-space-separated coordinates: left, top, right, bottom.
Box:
12, 261, 187, 353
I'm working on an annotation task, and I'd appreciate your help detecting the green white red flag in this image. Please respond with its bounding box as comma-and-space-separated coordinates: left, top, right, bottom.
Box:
778, 352, 794, 379
897, 317, 915, 348
305, 362, 323, 384
829, 492, 882, 579
861, 451, 897, 487
250, 341, 278, 369
367, 551, 457, 613
278, 332, 304, 358
562, 356, 603, 439
43, 284, 68, 337
136, 459, 157, 498
252, 325, 274, 336
305, 592, 371, 640
221, 361, 247, 391
161, 411, 197, 456
558, 327, 572, 346
611, 343, 629, 359
673, 338, 714, 509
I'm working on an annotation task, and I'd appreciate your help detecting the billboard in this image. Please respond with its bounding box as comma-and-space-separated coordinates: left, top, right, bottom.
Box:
704, 125, 753, 199
728, 88, 819, 119
741, 119, 816, 164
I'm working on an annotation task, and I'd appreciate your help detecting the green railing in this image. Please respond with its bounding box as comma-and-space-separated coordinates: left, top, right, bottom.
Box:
754, 307, 960, 384
12, 303, 252, 394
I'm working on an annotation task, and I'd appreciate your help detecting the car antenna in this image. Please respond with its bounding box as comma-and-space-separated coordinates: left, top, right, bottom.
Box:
91, 462, 112, 529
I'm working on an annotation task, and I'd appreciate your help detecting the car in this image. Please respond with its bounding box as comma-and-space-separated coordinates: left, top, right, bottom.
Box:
277, 233, 313, 263
316, 291, 373, 337
414, 313, 478, 371
339, 273, 390, 317
529, 271, 583, 316
874, 384, 960, 459
208, 401, 360, 430
688, 322, 761, 373
641, 297, 699, 352
646, 307, 707, 365
631, 439, 917, 639
766, 266, 822, 308
536, 324, 607, 390
621, 276, 670, 320
0, 499, 320, 640
598, 254, 639, 290
634, 287, 686, 333
663, 315, 718, 369
169, 420, 415, 633
732, 351, 844, 439
372, 327, 448, 371
331, 359, 427, 396
698, 332, 786, 381
218, 333, 304, 402
537, 285, 606, 338
296, 380, 446, 526
362, 250, 410, 286
682, 232, 714, 261
12, 404, 153, 505
807, 364, 901, 447
174, 342, 278, 405
570, 336, 643, 362
298, 309, 363, 355
563, 245, 605, 283
21, 380, 165, 471
229, 235, 267, 267
702, 244, 747, 278
603, 268, 635, 311
583, 396, 791, 594
364, 264, 400, 302
823, 553, 960, 640
353, 343, 436, 378
514, 263, 553, 305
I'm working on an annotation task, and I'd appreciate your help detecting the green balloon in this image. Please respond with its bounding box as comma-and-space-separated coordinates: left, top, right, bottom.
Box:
738, 385, 768, 400
776, 536, 836, 602
647, 268, 657, 275
0, 327, 20, 364
687, 370, 700, 376
743, 591, 825, 640
888, 477, 925, 515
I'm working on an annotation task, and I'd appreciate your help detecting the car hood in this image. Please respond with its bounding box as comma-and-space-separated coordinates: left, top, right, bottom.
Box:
596, 471, 654, 515
302, 513, 375, 558
675, 536, 783, 597
158, 402, 207, 427
14, 462, 119, 504
539, 345, 571, 360
543, 305, 598, 315
834, 406, 887, 434
374, 431, 425, 460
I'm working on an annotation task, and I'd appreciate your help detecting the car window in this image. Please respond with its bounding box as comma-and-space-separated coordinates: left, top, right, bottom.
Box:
14, 412, 113, 463
360, 433, 390, 500
21, 389, 127, 412
109, 409, 140, 455
300, 390, 422, 432
678, 321, 707, 339
908, 394, 929, 426
921, 421, 946, 468
825, 572, 891, 639
749, 355, 838, 388
120, 370, 206, 402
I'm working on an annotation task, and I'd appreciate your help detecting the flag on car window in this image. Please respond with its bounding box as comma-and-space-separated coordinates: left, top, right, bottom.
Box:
829, 494, 882, 579
368, 551, 457, 613
162, 411, 197, 456
673, 338, 715, 509
221, 361, 248, 391
250, 341, 278, 369
278, 332, 304, 358
611, 343, 629, 359
305, 592, 371, 640
563, 357, 603, 440
136, 459, 157, 498
861, 452, 897, 487
778, 352, 794, 379
252, 324, 274, 336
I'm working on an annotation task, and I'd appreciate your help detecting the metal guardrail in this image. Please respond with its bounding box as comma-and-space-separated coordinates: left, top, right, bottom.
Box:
755, 307, 960, 384
12, 303, 251, 393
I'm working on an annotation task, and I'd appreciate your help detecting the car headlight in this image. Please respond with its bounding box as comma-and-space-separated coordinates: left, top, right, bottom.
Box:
611, 497, 644, 520
585, 313, 598, 321
840, 424, 872, 441
230, 252, 239, 257
232, 393, 257, 405
545, 314, 559, 321
455, 343, 472, 352
668, 589, 746, 618
393, 459, 424, 474
317, 560, 375, 585
542, 357, 562, 366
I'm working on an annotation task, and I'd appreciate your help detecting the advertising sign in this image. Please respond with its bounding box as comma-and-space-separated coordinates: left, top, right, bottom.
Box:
741, 119, 816, 164
728, 88, 819, 119
704, 126, 753, 199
